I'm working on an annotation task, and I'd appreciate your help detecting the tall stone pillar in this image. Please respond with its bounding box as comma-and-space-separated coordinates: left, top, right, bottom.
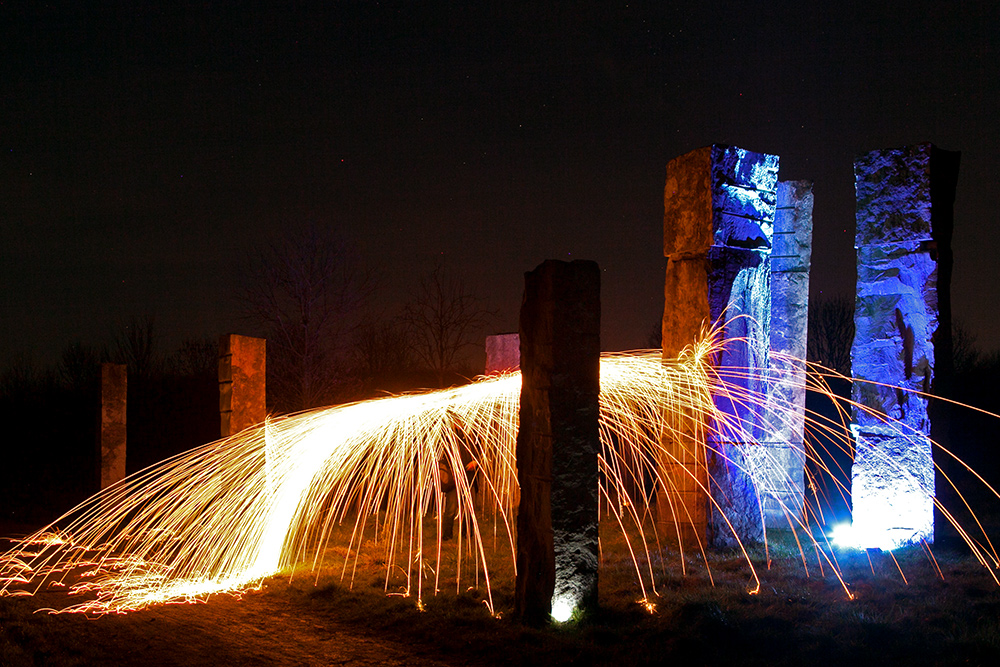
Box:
485, 333, 520, 374
98, 363, 127, 489
661, 144, 778, 548
850, 143, 959, 549
515, 260, 600, 625
761, 181, 814, 527
219, 334, 266, 438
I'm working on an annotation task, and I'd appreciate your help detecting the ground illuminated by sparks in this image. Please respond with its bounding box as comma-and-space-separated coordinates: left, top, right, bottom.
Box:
1, 332, 998, 616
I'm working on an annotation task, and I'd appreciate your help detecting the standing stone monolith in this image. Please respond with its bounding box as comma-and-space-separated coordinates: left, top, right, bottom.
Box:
515, 260, 600, 625
219, 334, 266, 438
850, 143, 959, 549
98, 363, 127, 489
761, 180, 814, 527
485, 333, 520, 374
662, 144, 778, 548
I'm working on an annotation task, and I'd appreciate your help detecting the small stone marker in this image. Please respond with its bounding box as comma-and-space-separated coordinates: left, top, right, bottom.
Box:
219, 334, 266, 438
485, 333, 520, 374
515, 260, 600, 624
98, 363, 127, 489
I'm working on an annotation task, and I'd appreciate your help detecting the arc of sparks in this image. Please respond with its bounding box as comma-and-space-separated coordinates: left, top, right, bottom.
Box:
2, 331, 998, 615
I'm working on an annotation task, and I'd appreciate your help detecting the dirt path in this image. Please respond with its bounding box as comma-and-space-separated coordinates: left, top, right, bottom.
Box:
2, 587, 455, 667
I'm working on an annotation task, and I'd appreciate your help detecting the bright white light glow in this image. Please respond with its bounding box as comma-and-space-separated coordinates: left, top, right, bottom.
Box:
551, 596, 574, 622
849, 424, 935, 550
830, 522, 859, 549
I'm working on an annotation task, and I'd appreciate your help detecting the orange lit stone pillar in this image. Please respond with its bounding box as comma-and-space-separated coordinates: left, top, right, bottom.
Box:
219, 334, 266, 438
661, 144, 778, 549
98, 363, 127, 489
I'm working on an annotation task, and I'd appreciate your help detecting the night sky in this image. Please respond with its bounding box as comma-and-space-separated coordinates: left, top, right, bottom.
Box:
3, 2, 999, 370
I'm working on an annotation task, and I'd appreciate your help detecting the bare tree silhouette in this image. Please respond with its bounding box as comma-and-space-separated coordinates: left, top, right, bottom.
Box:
807, 295, 854, 376
402, 264, 494, 386
241, 225, 370, 411
111, 315, 160, 382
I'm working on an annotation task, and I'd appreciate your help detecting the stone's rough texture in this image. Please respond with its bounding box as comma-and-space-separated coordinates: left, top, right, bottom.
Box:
664, 145, 779, 258
515, 260, 600, 625
761, 181, 814, 527
219, 334, 267, 438
851, 143, 959, 548
662, 144, 776, 549
711, 147, 780, 249
99, 363, 127, 490
706, 246, 771, 546
485, 333, 520, 374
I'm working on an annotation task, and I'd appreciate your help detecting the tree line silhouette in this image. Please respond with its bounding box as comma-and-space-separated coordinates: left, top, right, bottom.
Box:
1, 227, 495, 526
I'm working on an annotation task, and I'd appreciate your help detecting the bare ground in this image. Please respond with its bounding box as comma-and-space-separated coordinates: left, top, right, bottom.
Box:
6, 523, 1000, 666
0, 583, 458, 667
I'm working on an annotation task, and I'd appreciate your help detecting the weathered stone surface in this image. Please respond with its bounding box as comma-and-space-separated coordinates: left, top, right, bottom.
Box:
219, 334, 267, 438
850, 143, 959, 548
706, 246, 770, 547
516, 260, 600, 624
485, 333, 520, 374
761, 181, 813, 527
99, 363, 127, 490
664, 145, 779, 257
854, 144, 958, 247
661, 144, 776, 549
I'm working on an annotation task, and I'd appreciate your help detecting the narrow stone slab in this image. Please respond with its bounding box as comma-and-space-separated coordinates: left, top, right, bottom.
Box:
219, 334, 267, 438
761, 180, 813, 527
485, 333, 520, 374
850, 143, 959, 549
662, 144, 776, 549
515, 260, 600, 624
98, 363, 127, 489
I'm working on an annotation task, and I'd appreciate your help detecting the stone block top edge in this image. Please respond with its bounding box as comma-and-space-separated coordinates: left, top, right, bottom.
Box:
665, 144, 780, 255
711, 144, 778, 250
854, 143, 960, 246
710, 144, 780, 194
776, 180, 815, 206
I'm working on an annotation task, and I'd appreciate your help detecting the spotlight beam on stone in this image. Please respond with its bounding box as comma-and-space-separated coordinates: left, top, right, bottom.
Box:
849, 143, 961, 550
515, 259, 601, 624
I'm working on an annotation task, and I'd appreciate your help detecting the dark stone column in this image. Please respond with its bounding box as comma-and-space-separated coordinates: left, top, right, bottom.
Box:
219, 334, 267, 438
515, 260, 600, 624
98, 363, 127, 489
485, 333, 520, 374
662, 144, 778, 549
761, 180, 814, 527
850, 143, 959, 549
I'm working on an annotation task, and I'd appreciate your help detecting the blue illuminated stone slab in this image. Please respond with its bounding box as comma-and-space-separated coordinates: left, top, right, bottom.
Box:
850, 143, 959, 549
761, 181, 813, 528
850, 424, 935, 549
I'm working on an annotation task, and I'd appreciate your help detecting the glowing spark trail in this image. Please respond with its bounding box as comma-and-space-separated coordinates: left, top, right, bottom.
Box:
1, 332, 998, 615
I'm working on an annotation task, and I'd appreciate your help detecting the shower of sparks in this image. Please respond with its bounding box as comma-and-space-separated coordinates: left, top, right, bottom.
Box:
1, 331, 998, 615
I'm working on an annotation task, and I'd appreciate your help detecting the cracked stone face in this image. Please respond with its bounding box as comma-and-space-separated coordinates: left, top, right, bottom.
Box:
662, 144, 779, 548
516, 260, 600, 624
761, 180, 813, 528
850, 143, 959, 548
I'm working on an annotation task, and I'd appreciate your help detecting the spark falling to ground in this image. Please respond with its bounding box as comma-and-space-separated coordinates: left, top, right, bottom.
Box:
1, 331, 998, 615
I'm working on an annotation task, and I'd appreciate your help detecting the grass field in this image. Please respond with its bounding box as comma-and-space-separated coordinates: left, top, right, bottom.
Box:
4, 512, 1000, 666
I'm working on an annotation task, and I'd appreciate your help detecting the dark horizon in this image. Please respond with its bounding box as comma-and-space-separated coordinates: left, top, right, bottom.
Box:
3, 2, 999, 371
